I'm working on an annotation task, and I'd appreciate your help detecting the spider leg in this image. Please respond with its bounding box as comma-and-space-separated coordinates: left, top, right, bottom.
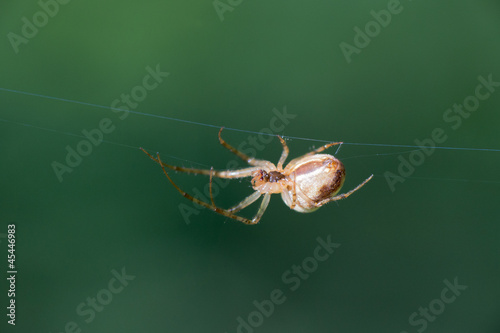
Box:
141, 147, 260, 178
281, 172, 297, 209
252, 193, 271, 224
209, 167, 216, 207
294, 185, 316, 208
228, 191, 262, 213
318, 174, 373, 206
155, 152, 261, 225
218, 128, 275, 169
284, 142, 344, 171
303, 141, 343, 157
288, 173, 297, 210
280, 176, 302, 211
276, 136, 289, 171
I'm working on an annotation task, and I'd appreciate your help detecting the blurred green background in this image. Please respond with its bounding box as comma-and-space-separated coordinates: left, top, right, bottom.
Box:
1, 0, 499, 332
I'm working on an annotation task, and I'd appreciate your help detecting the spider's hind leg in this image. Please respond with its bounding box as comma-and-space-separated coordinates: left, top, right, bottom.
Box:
320, 174, 373, 206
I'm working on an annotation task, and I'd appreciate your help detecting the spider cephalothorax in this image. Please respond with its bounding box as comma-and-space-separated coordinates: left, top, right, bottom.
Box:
251, 170, 289, 194
141, 128, 372, 225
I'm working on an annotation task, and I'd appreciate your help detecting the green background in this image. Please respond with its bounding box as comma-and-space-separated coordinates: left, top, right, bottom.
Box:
1, 0, 499, 332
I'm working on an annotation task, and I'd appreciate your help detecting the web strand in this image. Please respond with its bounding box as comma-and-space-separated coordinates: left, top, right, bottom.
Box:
1, 86, 500, 153
2, 114, 499, 186
0, 117, 210, 167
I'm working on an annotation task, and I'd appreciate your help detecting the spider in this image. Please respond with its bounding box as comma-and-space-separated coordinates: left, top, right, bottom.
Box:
141, 128, 373, 225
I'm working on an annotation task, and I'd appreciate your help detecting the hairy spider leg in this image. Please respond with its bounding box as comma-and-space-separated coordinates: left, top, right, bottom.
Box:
276, 136, 289, 171
292, 186, 315, 207
218, 127, 275, 169
319, 174, 374, 206
290, 172, 297, 209
254, 193, 271, 223
303, 141, 343, 157
280, 175, 304, 210
228, 191, 262, 213
209, 167, 216, 207
155, 152, 270, 225
140, 147, 260, 178
283, 142, 344, 169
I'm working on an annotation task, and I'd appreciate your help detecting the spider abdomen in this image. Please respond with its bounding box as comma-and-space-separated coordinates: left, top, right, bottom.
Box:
283, 154, 346, 212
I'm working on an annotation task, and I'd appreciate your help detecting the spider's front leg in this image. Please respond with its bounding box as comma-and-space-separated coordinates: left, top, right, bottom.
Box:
218, 128, 275, 169
276, 136, 289, 171
153, 152, 259, 224
140, 147, 260, 179
151, 152, 272, 225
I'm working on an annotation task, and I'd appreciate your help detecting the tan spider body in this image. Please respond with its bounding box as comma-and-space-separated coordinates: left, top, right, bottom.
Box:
281, 154, 346, 213
141, 128, 372, 225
